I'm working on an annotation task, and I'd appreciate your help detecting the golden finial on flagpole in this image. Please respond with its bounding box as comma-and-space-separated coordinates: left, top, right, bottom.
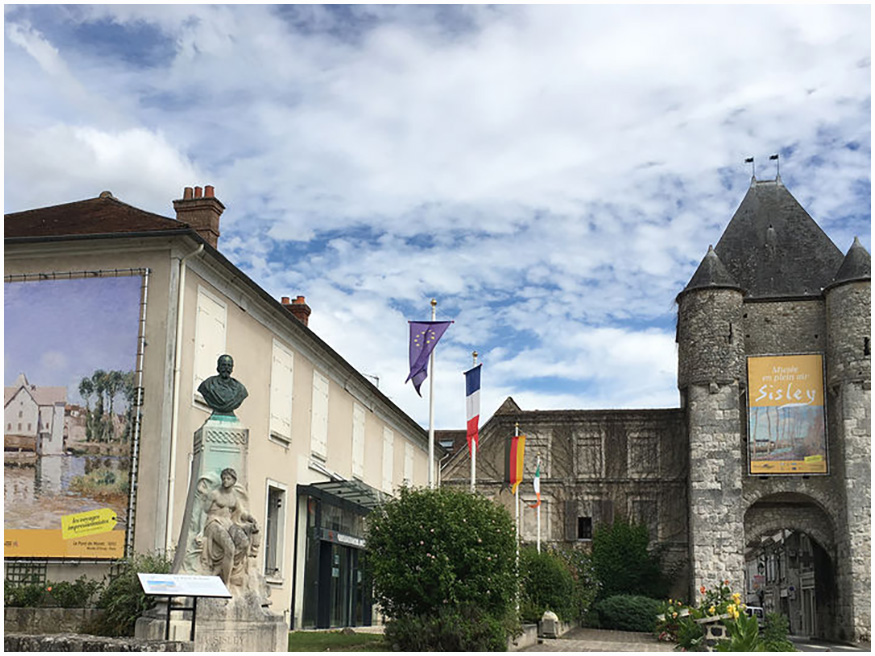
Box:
473, 351, 478, 366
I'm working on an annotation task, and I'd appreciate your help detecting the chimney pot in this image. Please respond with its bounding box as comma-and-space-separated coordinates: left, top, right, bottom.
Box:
283, 294, 311, 327
205, 185, 215, 198
173, 185, 225, 249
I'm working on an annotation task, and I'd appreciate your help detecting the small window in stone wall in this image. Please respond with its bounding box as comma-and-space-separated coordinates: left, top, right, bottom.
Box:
577, 516, 593, 540
629, 434, 659, 477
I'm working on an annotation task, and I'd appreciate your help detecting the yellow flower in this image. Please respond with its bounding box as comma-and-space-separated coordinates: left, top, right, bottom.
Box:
708, 606, 716, 615
732, 592, 742, 603
672, 612, 678, 618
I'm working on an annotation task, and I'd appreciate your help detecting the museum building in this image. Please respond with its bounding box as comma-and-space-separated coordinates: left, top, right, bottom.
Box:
4, 187, 440, 630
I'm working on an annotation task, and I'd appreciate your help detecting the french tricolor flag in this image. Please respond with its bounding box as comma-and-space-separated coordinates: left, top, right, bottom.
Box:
464, 364, 482, 455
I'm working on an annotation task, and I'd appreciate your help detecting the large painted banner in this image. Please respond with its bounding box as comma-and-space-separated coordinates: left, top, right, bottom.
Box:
747, 354, 827, 475
4, 273, 144, 558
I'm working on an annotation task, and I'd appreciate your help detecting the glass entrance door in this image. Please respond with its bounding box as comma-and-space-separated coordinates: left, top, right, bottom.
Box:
328, 543, 351, 627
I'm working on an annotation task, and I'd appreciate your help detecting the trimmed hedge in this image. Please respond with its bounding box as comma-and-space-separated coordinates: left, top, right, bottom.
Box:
594, 594, 662, 632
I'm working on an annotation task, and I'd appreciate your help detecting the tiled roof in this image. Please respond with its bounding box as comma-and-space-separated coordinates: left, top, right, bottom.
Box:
5, 192, 190, 239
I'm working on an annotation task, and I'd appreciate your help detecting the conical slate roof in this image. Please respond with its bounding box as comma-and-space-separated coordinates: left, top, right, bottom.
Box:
828, 236, 871, 288
712, 178, 844, 298
683, 245, 741, 294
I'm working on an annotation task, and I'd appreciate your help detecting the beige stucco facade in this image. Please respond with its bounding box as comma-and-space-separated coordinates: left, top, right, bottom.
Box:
5, 221, 434, 628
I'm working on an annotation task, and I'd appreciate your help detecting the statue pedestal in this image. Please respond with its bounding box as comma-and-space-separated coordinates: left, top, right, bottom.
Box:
193, 594, 286, 652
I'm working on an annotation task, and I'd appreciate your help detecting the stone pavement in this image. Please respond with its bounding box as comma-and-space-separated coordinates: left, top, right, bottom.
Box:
522, 627, 676, 652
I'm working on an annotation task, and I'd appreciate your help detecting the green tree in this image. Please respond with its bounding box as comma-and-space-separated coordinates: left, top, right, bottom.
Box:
591, 518, 666, 599
365, 487, 518, 650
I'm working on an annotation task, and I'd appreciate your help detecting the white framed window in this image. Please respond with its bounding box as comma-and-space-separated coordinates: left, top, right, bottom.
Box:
194, 287, 227, 400
264, 481, 288, 580
403, 442, 414, 486
269, 340, 295, 443
352, 402, 366, 479
310, 371, 329, 459
382, 427, 394, 492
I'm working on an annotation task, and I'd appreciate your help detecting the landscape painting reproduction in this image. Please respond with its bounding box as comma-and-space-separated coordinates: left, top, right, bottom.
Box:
4, 274, 143, 558
747, 354, 828, 475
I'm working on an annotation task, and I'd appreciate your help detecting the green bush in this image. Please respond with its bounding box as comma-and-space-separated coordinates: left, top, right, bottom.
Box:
519, 546, 575, 622
762, 613, 795, 651
4, 575, 103, 608
46, 576, 104, 608
365, 486, 517, 621
4, 583, 47, 608
551, 544, 601, 622
594, 594, 662, 632
85, 552, 172, 637
591, 519, 667, 599
676, 615, 707, 651
384, 604, 515, 652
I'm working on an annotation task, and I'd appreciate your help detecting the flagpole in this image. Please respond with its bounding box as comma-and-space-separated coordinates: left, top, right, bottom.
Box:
514, 421, 520, 613
536, 453, 541, 554
471, 351, 478, 493
428, 298, 437, 489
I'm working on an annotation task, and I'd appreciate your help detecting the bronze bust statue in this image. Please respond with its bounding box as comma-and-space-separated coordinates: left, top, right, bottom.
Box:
198, 354, 248, 415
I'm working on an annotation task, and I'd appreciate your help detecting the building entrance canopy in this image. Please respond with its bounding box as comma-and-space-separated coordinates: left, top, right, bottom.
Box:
302, 479, 387, 511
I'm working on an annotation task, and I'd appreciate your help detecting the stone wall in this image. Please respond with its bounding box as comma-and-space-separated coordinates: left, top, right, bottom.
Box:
4, 633, 191, 652
5, 607, 104, 635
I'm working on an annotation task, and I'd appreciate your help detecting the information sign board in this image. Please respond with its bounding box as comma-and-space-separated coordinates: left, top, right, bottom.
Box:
137, 573, 231, 598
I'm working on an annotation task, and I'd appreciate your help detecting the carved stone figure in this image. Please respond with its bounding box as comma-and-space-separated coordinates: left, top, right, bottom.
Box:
198, 354, 248, 415
196, 468, 260, 592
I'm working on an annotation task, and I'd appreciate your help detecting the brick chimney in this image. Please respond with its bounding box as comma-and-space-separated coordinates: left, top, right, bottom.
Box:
281, 295, 311, 327
173, 185, 225, 248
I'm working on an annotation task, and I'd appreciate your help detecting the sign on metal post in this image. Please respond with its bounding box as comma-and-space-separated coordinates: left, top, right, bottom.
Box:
137, 573, 231, 641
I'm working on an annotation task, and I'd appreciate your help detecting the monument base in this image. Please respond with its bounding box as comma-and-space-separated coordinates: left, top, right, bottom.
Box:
193, 594, 286, 652
135, 594, 286, 652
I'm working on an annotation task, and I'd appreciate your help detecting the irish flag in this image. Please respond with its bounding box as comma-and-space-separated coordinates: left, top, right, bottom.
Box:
464, 364, 481, 455
528, 460, 541, 508
504, 434, 526, 494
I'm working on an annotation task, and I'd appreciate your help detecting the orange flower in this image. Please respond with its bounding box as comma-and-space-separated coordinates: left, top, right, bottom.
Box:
46, 586, 52, 592
724, 579, 730, 586
699, 585, 706, 594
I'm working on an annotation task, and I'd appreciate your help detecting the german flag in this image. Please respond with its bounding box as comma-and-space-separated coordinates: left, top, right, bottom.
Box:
504, 434, 526, 494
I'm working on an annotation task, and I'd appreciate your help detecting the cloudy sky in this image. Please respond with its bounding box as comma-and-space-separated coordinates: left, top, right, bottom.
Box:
5, 4, 871, 430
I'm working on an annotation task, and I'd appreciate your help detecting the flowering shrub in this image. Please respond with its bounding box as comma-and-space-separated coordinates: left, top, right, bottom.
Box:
4, 575, 103, 608
655, 582, 794, 652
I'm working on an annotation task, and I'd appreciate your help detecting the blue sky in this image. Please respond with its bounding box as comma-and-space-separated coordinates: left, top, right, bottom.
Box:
4, 4, 871, 429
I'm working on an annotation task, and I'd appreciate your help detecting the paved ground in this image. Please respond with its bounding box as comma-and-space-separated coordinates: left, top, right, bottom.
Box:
789, 635, 871, 652
522, 627, 675, 652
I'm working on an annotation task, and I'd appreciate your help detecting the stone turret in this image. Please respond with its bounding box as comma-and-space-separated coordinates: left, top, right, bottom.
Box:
677, 245, 746, 596
824, 237, 871, 643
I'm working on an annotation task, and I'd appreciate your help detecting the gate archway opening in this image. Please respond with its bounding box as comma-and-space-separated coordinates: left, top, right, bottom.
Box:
743, 493, 838, 640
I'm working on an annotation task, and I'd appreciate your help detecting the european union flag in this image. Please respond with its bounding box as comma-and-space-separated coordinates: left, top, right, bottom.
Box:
406, 321, 452, 396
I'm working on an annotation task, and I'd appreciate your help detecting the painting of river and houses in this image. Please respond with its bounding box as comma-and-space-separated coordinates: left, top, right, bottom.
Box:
4, 273, 144, 558
747, 353, 828, 476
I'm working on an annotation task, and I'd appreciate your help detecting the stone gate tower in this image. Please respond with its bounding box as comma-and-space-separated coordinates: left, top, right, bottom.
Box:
678, 176, 870, 642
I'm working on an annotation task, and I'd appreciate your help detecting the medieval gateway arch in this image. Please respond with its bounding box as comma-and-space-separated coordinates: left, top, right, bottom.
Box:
442, 176, 870, 643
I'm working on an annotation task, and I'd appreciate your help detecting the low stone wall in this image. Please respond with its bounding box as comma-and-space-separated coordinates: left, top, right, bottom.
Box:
4, 633, 192, 652
5, 607, 104, 634
508, 620, 576, 651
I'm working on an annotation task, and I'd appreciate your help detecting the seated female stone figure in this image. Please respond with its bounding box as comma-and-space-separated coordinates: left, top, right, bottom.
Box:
198, 354, 248, 416
198, 468, 260, 591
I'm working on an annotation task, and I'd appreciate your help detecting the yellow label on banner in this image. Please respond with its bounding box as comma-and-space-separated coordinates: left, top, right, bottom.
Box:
5, 529, 125, 559
748, 354, 823, 408
61, 508, 118, 539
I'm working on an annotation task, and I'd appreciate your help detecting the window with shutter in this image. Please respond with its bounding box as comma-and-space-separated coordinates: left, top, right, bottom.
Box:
382, 428, 394, 492
269, 340, 294, 442
352, 403, 365, 479
194, 288, 227, 397
310, 371, 329, 459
